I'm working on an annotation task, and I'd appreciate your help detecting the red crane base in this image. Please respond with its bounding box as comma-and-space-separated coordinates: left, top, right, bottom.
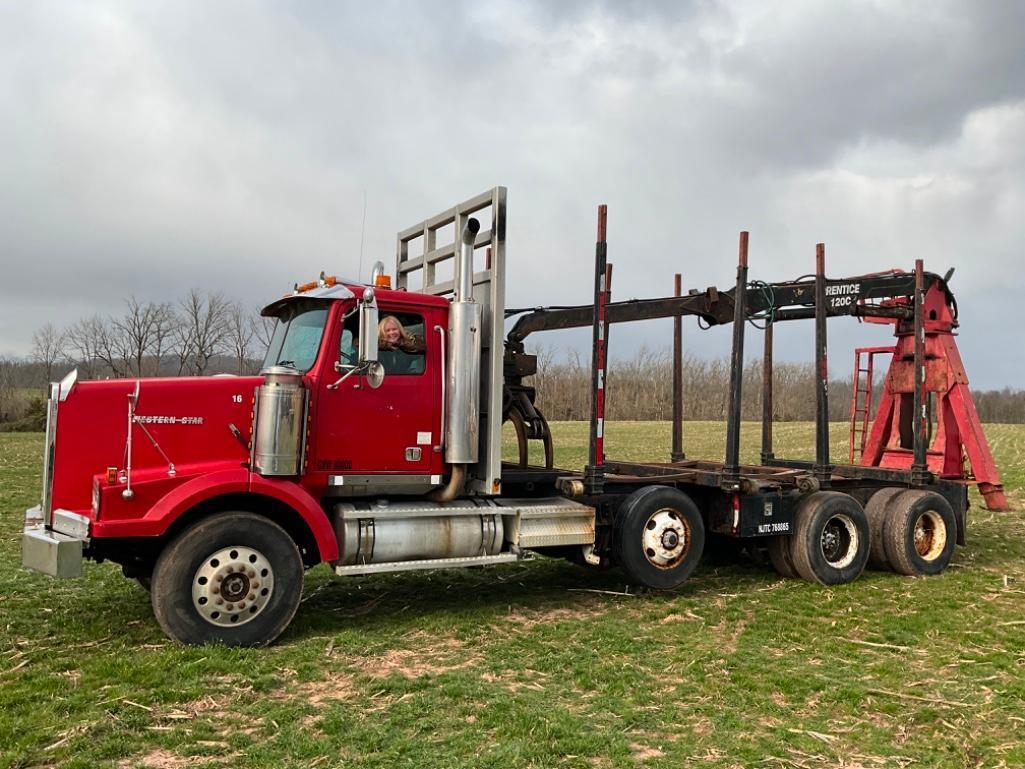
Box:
856, 285, 1008, 512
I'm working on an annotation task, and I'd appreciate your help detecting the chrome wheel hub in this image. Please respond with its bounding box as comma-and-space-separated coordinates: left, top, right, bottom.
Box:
192, 546, 274, 627
820, 514, 858, 569
913, 510, 946, 560
642, 508, 689, 569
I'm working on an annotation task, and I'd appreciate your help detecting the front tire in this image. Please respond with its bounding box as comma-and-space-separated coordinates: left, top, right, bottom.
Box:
614, 486, 704, 590
151, 512, 304, 647
790, 492, 869, 585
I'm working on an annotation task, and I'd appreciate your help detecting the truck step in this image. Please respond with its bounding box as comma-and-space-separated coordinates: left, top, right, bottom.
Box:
333, 552, 530, 577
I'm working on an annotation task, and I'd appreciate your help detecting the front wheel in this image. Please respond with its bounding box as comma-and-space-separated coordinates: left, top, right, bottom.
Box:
151, 512, 304, 647
614, 486, 705, 590
790, 492, 869, 585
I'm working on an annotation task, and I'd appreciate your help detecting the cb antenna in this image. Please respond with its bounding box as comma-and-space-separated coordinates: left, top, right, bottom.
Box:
357, 189, 367, 282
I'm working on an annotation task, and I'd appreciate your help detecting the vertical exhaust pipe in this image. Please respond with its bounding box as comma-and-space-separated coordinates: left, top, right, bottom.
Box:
455, 218, 479, 302
439, 217, 482, 496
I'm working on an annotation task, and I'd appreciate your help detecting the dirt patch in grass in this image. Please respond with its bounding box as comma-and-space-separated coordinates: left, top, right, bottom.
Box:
291, 670, 359, 706
355, 633, 478, 680
658, 609, 703, 625
480, 667, 549, 693
499, 604, 605, 631
117, 748, 219, 769
711, 609, 751, 654
630, 742, 665, 761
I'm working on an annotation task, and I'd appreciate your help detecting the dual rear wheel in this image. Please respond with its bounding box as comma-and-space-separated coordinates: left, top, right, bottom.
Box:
778, 491, 870, 585
769, 488, 956, 583
865, 489, 956, 575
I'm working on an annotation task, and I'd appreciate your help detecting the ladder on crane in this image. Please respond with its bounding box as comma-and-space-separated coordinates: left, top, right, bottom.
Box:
848, 346, 894, 464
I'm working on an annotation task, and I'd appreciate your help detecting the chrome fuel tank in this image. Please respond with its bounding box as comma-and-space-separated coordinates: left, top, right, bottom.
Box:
333, 500, 503, 565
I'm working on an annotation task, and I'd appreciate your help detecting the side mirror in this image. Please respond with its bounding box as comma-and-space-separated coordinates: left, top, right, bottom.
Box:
365, 361, 385, 389
358, 288, 379, 365
329, 289, 385, 392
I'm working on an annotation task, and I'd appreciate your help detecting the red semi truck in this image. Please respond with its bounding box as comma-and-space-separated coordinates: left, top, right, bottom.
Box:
22, 187, 991, 646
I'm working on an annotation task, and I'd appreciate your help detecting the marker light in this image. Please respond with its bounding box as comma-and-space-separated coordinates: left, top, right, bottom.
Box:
374, 274, 392, 288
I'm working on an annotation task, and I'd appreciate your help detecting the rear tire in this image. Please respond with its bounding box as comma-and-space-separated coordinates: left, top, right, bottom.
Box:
767, 535, 799, 578
151, 512, 304, 647
864, 487, 905, 570
883, 490, 956, 576
790, 492, 869, 585
613, 486, 704, 590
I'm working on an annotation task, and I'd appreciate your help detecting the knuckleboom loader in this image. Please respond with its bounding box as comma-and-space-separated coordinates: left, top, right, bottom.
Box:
22, 187, 998, 646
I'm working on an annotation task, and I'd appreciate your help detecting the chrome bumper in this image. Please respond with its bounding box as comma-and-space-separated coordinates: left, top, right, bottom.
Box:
22, 506, 89, 579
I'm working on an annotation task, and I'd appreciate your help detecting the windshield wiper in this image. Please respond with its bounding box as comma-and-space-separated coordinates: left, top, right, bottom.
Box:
276, 359, 296, 367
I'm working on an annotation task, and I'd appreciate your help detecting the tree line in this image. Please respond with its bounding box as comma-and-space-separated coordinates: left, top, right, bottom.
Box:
2, 300, 1022, 428
27, 291, 273, 383
528, 345, 1025, 424
1, 292, 271, 427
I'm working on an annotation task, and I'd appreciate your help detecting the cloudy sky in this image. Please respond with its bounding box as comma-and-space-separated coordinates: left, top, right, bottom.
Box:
2, 0, 1023, 388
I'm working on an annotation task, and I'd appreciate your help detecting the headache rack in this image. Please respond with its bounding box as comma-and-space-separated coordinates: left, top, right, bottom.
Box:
395, 187, 508, 495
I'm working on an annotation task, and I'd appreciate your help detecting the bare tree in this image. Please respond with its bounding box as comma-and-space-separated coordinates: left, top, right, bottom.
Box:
175, 290, 231, 375
0, 357, 18, 421
112, 297, 176, 377
30, 323, 67, 388
225, 302, 256, 375
251, 305, 277, 363
92, 315, 130, 378
66, 315, 111, 379
149, 302, 178, 376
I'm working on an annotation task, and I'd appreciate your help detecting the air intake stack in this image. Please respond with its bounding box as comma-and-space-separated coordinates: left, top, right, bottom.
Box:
445, 217, 482, 464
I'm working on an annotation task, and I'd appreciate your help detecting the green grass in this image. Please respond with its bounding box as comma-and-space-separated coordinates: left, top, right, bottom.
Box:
2, 423, 1025, 769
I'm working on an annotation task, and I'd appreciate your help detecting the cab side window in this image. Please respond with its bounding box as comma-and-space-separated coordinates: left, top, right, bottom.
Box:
340, 312, 359, 366
377, 312, 426, 375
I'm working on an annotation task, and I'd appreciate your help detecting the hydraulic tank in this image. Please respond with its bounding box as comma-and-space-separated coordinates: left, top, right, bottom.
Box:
253, 366, 308, 476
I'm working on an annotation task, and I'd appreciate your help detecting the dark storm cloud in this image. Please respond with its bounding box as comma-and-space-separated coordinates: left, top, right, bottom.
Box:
0, 0, 1021, 389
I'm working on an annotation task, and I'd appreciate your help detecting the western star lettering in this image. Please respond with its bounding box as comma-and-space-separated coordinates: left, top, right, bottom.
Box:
135, 416, 205, 425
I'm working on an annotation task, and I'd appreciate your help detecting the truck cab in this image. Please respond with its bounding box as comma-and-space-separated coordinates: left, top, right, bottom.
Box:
262, 284, 449, 490
23, 187, 599, 647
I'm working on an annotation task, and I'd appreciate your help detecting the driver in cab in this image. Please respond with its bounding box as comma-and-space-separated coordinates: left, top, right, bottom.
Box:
377, 316, 425, 374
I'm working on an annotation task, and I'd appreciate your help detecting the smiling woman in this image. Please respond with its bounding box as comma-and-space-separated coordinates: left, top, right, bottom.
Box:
376, 312, 426, 375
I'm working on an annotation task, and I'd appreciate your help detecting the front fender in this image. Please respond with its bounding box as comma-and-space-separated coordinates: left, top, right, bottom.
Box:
92, 468, 251, 538
91, 469, 339, 563
249, 475, 339, 562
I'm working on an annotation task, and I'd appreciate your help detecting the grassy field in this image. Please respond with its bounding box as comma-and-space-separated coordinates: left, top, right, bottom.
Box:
2, 422, 1024, 769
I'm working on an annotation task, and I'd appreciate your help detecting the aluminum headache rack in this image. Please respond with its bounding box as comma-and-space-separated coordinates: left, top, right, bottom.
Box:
395, 187, 508, 496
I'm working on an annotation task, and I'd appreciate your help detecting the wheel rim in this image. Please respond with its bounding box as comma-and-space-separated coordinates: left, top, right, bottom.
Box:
913, 510, 947, 560
819, 514, 858, 569
192, 546, 275, 627
641, 508, 691, 570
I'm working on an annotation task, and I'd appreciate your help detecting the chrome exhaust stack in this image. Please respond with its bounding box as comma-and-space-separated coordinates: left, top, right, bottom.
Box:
444, 217, 482, 467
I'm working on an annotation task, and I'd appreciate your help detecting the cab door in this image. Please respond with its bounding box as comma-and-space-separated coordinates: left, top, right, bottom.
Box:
312, 303, 443, 476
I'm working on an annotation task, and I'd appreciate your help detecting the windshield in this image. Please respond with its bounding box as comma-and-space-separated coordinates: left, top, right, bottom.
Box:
261, 302, 330, 373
